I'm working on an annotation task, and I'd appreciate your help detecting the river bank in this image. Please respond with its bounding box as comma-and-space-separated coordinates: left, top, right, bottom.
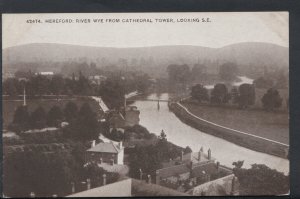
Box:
168, 102, 289, 159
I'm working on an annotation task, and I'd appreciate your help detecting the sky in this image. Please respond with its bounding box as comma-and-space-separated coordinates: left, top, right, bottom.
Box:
2, 12, 288, 49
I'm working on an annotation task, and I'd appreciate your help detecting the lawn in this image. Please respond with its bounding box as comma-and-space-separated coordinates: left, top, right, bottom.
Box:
181, 100, 289, 145
2, 97, 103, 129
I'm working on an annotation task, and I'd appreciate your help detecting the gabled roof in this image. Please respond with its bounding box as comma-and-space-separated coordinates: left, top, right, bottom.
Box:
87, 142, 120, 153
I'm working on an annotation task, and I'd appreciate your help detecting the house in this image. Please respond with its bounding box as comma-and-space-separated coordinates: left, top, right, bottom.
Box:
155, 148, 234, 194
85, 141, 124, 165
35, 71, 54, 76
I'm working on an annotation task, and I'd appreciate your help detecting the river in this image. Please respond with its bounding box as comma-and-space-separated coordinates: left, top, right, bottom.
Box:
132, 93, 289, 174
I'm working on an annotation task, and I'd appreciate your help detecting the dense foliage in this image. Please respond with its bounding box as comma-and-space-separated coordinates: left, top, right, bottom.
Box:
233, 164, 289, 195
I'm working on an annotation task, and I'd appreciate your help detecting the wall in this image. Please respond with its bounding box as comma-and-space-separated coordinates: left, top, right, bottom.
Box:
169, 102, 289, 159
191, 174, 237, 196
85, 152, 118, 164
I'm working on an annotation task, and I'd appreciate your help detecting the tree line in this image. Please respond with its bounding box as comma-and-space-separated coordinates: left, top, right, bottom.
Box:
10, 101, 99, 141
190, 83, 284, 111
3, 70, 151, 109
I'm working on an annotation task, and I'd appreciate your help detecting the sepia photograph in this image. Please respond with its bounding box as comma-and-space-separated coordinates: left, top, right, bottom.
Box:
2, 12, 289, 197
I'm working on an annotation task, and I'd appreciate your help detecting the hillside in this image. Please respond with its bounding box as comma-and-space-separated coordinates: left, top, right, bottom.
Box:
2, 42, 288, 77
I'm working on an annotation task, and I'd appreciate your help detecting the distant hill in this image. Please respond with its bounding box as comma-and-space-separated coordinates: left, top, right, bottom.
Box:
2, 42, 288, 77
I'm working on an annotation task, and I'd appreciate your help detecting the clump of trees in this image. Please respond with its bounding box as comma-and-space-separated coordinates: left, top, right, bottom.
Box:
3, 142, 120, 197
191, 84, 209, 102
10, 102, 99, 141
233, 163, 289, 195
219, 62, 239, 81
128, 131, 183, 179
210, 83, 231, 104
261, 88, 282, 111
190, 83, 255, 109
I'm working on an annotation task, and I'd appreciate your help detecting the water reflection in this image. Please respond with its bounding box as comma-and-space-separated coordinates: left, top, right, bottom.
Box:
132, 93, 289, 174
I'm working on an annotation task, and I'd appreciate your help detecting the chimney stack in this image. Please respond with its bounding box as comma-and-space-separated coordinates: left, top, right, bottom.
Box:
71, 182, 75, 193
198, 149, 201, 161
139, 168, 143, 180
102, 174, 107, 186
200, 146, 203, 152
181, 150, 184, 162
30, 192, 35, 198
155, 170, 160, 185
208, 149, 211, 160
147, 175, 152, 184
91, 140, 96, 148
87, 178, 91, 190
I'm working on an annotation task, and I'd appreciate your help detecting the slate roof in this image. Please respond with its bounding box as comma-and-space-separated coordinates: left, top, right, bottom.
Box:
157, 164, 190, 179
87, 142, 120, 153
191, 162, 218, 178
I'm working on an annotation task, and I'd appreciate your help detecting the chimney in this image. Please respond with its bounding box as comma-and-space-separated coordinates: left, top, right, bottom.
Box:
200, 146, 203, 152
139, 168, 143, 180
155, 170, 160, 185
30, 192, 35, 198
231, 176, 236, 195
147, 175, 152, 184
198, 150, 201, 161
216, 162, 220, 171
87, 178, 91, 190
91, 140, 96, 148
181, 150, 184, 162
102, 174, 107, 186
208, 149, 211, 160
71, 182, 75, 193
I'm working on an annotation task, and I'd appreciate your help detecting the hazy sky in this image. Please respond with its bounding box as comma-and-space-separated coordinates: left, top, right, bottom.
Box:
2, 12, 288, 49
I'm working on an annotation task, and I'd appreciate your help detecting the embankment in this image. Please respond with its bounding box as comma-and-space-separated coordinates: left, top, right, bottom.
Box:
168, 102, 289, 159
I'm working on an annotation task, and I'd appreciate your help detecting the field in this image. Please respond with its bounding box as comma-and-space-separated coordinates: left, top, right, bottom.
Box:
2, 97, 103, 129
181, 101, 289, 144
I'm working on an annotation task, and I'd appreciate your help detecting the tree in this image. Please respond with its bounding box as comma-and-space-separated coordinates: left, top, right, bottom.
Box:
233, 164, 289, 195
49, 75, 65, 95
219, 62, 238, 81
167, 64, 190, 85
210, 83, 230, 104
47, 106, 63, 127
238, 84, 255, 109
12, 106, 30, 131
191, 64, 206, 81
191, 84, 209, 102
183, 146, 192, 154
3, 151, 79, 197
72, 103, 98, 140
261, 88, 282, 111
29, 106, 47, 129
230, 87, 239, 104
253, 77, 273, 89
64, 102, 78, 122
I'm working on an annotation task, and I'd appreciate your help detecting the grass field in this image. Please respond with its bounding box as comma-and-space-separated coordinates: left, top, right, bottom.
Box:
2, 97, 103, 129
181, 101, 289, 144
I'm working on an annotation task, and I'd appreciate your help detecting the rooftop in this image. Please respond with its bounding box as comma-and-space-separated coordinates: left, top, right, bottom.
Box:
67, 178, 189, 197
87, 142, 121, 154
